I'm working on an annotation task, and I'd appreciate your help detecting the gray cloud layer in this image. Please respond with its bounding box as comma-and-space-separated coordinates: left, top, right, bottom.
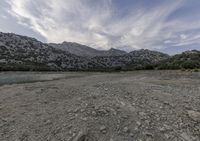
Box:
2, 0, 200, 51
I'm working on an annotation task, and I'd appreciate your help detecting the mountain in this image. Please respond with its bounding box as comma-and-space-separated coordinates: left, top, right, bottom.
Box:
0, 32, 100, 71
91, 49, 170, 70
1, 32, 199, 71
157, 50, 200, 70
50, 42, 127, 57
103, 48, 127, 56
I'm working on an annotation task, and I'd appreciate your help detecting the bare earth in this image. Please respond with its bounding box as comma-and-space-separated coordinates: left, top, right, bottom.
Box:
0, 71, 200, 141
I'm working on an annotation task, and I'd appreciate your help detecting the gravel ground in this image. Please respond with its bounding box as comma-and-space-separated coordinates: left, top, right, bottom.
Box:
0, 71, 200, 141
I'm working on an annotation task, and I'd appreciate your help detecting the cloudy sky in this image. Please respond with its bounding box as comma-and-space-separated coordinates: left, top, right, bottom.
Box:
0, 0, 200, 54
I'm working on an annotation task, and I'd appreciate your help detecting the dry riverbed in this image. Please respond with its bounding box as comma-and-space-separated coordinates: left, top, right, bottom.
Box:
0, 71, 200, 141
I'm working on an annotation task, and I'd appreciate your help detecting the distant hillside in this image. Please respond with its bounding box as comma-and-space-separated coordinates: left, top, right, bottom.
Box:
157, 50, 200, 70
0, 32, 199, 71
92, 49, 169, 71
0, 32, 98, 71
50, 42, 127, 57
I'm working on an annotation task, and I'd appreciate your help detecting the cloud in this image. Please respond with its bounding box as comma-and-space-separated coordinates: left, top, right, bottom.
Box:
4, 0, 200, 50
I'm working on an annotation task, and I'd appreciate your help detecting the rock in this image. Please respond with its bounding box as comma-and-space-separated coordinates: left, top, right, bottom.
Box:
73, 130, 97, 141
163, 101, 169, 105
164, 133, 171, 139
81, 117, 88, 121
92, 111, 97, 116
129, 133, 134, 137
145, 132, 153, 137
159, 127, 165, 132
187, 110, 200, 122
123, 127, 129, 133
180, 132, 194, 141
138, 112, 146, 116
44, 120, 52, 125
70, 117, 75, 120
113, 110, 117, 116
80, 109, 85, 113
100, 125, 107, 134
145, 120, 150, 125
100, 125, 106, 131
136, 121, 141, 126
98, 109, 107, 115
121, 115, 129, 119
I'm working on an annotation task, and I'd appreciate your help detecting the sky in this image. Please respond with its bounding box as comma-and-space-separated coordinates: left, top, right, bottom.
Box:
0, 0, 200, 54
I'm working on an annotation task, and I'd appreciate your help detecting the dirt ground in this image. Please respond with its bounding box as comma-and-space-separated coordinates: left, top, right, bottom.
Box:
0, 71, 200, 141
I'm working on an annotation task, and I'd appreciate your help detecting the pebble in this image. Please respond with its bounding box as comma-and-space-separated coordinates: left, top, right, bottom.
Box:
130, 133, 134, 137
159, 127, 165, 132
139, 112, 146, 116
145, 132, 153, 137
164, 133, 171, 139
80, 109, 85, 112
180, 132, 194, 141
123, 127, 129, 133
44, 120, 52, 125
136, 121, 141, 126
187, 110, 200, 122
92, 111, 97, 116
81, 117, 87, 121
163, 101, 169, 105
100, 125, 107, 134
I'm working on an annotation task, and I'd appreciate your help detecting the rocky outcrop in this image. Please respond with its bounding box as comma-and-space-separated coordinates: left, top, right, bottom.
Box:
50, 42, 127, 57
3, 32, 199, 71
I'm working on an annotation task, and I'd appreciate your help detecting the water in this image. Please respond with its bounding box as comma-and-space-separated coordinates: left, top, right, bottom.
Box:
0, 72, 81, 85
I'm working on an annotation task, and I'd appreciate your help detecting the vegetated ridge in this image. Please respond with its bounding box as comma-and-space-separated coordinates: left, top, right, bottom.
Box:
0, 32, 199, 71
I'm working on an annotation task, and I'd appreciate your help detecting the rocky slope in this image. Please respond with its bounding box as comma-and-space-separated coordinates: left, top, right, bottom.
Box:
91, 50, 169, 70
157, 50, 200, 70
0, 32, 97, 71
0, 32, 171, 71
50, 42, 127, 57
3, 32, 200, 71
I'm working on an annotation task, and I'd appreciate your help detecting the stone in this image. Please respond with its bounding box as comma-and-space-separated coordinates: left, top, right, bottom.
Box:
92, 111, 97, 116
180, 132, 194, 141
139, 112, 146, 116
81, 117, 88, 121
187, 110, 200, 122
123, 127, 129, 133
130, 133, 134, 137
145, 132, 153, 137
136, 121, 141, 126
163, 101, 169, 105
44, 120, 52, 125
159, 127, 165, 132
80, 109, 85, 112
100, 125, 107, 134
164, 133, 171, 139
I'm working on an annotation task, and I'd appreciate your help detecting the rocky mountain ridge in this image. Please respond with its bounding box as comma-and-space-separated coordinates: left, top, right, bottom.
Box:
50, 42, 127, 57
0, 32, 199, 71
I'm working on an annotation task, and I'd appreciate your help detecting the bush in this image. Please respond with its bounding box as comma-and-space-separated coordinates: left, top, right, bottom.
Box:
144, 64, 154, 70
181, 60, 198, 69
114, 66, 122, 71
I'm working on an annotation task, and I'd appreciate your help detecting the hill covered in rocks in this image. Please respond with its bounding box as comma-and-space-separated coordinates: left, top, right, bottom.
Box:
0, 32, 199, 71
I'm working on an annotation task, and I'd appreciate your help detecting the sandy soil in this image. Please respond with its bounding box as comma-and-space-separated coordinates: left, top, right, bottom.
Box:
0, 71, 200, 141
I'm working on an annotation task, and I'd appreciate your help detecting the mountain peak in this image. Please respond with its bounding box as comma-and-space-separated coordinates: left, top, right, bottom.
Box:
183, 50, 200, 54
51, 42, 127, 57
